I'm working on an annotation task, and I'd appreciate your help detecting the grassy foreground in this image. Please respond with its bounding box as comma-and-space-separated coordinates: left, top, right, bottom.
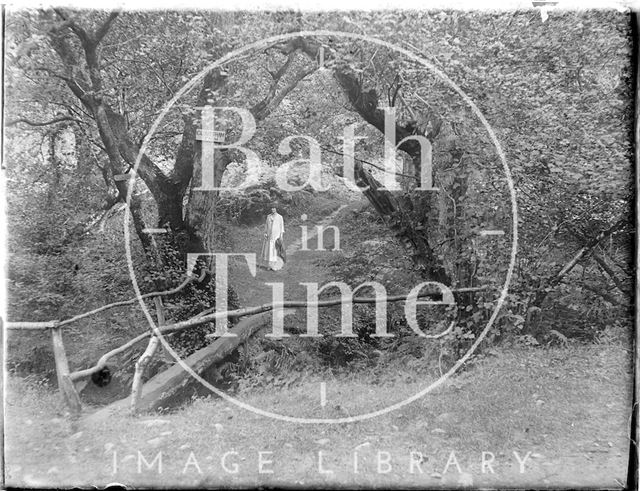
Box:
4, 341, 632, 488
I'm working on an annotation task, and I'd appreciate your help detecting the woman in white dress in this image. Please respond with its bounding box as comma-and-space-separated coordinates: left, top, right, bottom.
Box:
260, 206, 285, 270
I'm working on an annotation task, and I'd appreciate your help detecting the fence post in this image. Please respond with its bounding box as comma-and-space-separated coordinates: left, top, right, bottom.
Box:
51, 326, 82, 417
130, 296, 163, 414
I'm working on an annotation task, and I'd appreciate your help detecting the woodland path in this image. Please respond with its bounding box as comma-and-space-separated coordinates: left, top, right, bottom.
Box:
224, 204, 349, 311
81, 202, 352, 420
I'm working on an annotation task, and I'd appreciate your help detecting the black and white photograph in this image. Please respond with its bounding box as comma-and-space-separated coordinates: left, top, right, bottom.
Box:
1, 2, 636, 488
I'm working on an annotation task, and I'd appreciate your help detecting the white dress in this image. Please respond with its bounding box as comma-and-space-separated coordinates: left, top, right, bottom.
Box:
260, 213, 285, 270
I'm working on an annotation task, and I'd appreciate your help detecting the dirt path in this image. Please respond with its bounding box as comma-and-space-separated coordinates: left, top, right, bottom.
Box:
80, 203, 352, 418
225, 204, 348, 309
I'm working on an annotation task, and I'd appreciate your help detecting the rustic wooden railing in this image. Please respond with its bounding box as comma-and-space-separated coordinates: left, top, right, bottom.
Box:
6, 278, 487, 418
6, 275, 199, 417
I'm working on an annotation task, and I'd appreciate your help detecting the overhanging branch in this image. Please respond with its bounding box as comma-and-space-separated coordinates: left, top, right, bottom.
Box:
251, 52, 317, 121
94, 11, 120, 44
6, 116, 82, 127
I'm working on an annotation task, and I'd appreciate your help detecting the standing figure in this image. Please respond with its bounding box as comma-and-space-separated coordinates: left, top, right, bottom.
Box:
261, 206, 285, 271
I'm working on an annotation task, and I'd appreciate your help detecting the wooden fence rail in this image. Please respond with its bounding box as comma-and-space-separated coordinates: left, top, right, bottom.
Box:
6, 275, 197, 331
8, 284, 489, 417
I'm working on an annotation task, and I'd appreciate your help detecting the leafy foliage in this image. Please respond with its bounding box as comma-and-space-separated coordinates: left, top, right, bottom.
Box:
3, 9, 633, 398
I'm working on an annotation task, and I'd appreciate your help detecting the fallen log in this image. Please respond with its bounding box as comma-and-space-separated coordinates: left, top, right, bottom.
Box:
527, 218, 626, 314
84, 309, 293, 423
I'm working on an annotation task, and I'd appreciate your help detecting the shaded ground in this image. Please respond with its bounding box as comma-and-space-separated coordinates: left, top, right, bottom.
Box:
221, 201, 348, 342
223, 202, 347, 309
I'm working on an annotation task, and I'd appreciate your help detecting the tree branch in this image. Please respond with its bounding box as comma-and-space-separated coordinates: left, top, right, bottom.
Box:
268, 51, 295, 80
94, 11, 120, 44
53, 9, 92, 48
53, 9, 108, 98
528, 217, 627, 311
6, 116, 82, 127
49, 16, 175, 220
6, 276, 198, 330
46, 31, 93, 105
591, 251, 631, 296
251, 52, 316, 122
256, 66, 317, 121
320, 145, 418, 180
598, 245, 632, 273
67, 286, 488, 381
275, 36, 449, 282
